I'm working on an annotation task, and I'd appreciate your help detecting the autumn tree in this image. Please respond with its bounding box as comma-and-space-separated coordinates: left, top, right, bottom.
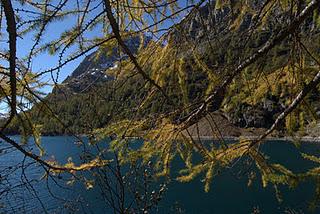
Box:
1, 0, 320, 212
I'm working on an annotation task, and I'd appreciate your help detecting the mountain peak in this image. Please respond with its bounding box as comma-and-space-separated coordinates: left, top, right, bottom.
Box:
58, 35, 149, 93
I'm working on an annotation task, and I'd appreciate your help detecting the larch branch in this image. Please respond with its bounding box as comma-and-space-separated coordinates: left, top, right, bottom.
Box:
103, 0, 171, 102
180, 0, 320, 130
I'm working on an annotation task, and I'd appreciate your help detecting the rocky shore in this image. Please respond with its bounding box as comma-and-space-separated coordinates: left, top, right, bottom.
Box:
185, 111, 320, 142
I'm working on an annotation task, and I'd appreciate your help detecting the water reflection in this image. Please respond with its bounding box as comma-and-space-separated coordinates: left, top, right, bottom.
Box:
0, 137, 319, 213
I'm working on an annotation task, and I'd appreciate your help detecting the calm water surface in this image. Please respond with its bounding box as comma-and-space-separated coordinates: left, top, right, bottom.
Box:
0, 136, 320, 213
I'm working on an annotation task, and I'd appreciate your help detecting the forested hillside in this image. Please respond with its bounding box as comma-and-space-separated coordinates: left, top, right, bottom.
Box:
4, 0, 320, 137
3, 1, 320, 136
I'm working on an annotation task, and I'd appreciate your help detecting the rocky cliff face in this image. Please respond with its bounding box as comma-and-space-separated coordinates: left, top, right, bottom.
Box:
229, 96, 286, 128
170, 2, 230, 43
169, 1, 262, 45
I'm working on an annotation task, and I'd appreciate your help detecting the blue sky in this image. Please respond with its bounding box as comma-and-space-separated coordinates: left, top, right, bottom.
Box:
14, 1, 98, 94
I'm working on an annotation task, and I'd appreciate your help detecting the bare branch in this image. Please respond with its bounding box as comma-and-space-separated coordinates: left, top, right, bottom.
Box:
0, 133, 108, 172
1, 0, 17, 128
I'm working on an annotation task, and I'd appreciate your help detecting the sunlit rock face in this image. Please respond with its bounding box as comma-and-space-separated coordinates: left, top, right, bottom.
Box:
54, 35, 149, 94
168, 1, 260, 45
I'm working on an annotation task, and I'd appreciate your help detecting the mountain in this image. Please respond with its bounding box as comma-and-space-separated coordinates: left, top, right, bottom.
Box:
4, 1, 320, 136
168, 1, 320, 131
54, 35, 148, 94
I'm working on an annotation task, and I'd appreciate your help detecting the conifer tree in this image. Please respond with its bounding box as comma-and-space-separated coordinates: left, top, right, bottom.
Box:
1, 0, 320, 212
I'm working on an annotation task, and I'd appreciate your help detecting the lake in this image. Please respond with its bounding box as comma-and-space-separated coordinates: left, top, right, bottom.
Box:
0, 136, 320, 213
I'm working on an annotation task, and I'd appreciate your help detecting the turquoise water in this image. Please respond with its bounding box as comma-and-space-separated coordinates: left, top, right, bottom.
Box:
0, 136, 319, 213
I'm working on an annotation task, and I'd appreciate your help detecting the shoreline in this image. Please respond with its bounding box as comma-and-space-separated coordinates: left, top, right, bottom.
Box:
194, 135, 320, 143
7, 134, 320, 143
